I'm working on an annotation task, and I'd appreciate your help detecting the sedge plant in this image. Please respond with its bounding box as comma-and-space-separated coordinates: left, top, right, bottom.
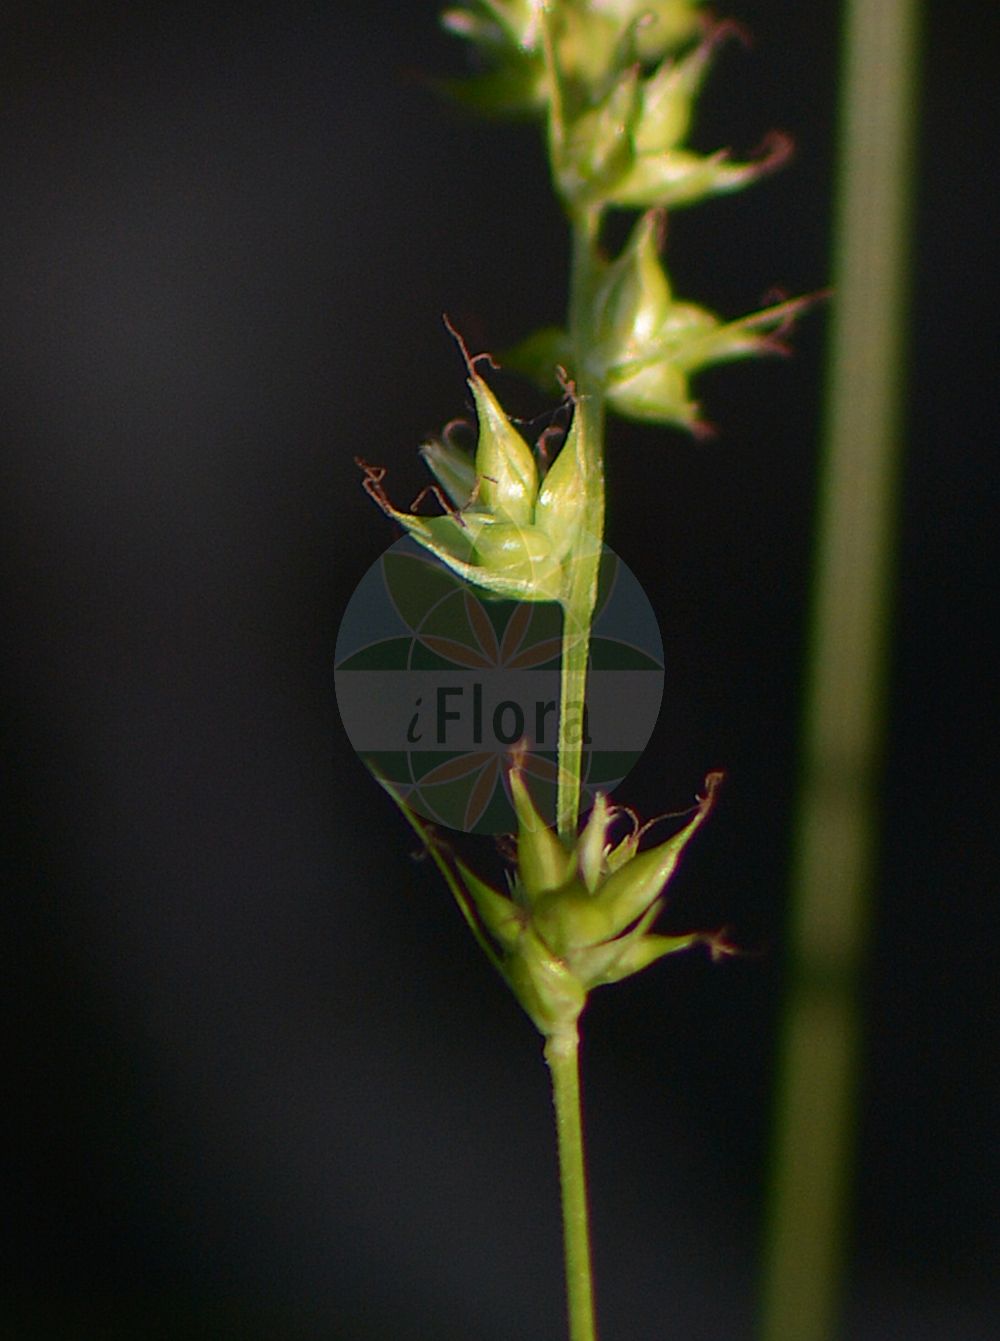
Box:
357, 4, 813, 1338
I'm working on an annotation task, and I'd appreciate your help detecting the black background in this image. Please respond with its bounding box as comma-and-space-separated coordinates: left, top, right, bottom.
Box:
3, 2, 996, 1337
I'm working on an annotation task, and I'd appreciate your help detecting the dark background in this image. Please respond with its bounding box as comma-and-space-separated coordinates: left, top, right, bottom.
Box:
3, 2, 996, 1337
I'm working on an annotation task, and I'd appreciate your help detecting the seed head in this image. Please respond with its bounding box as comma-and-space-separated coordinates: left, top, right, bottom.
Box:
360, 361, 594, 604
391, 765, 725, 1038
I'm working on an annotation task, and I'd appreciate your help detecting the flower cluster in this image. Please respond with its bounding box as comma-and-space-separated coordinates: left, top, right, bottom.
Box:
359, 360, 594, 604
441, 4, 808, 428
442, 4, 786, 211
510, 210, 813, 429
441, 1, 707, 120
406, 764, 728, 1036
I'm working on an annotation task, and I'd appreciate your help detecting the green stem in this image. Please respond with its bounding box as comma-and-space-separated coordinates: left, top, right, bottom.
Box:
540, 17, 606, 1328
567, 205, 602, 347
546, 1026, 598, 1341
555, 395, 605, 841
555, 209, 606, 842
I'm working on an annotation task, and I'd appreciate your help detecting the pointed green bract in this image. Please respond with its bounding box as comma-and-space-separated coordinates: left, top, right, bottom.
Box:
533, 416, 590, 562
593, 210, 673, 358
576, 792, 610, 893
632, 31, 712, 155
511, 767, 575, 901
419, 435, 477, 509
596, 930, 700, 984
455, 857, 525, 951
595, 775, 719, 936
470, 373, 539, 525
562, 66, 643, 203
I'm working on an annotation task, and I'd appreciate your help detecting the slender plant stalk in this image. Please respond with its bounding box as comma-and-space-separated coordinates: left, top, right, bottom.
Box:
546, 15, 606, 846
546, 1025, 598, 1341
759, 2, 920, 1338
365, 8, 821, 1339
552, 207, 606, 1341
556, 532, 602, 842
554, 349, 605, 838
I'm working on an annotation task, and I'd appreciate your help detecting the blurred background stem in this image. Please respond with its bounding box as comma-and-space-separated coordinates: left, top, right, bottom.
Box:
759, 2, 922, 1339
